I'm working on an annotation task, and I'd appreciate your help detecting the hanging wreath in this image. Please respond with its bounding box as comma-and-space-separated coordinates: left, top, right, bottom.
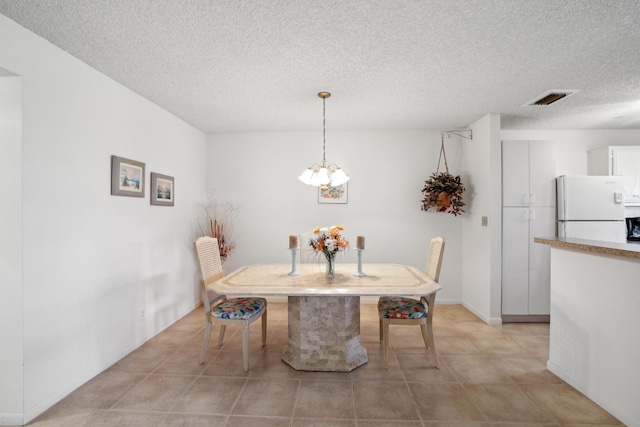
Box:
421, 133, 466, 216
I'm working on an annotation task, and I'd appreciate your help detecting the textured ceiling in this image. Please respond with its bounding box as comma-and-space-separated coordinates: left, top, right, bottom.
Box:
2, 0, 640, 133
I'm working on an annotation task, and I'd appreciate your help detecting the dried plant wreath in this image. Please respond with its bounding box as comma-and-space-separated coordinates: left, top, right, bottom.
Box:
421, 134, 466, 216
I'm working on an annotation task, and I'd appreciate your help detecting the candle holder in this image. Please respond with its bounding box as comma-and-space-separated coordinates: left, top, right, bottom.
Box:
288, 248, 301, 276
354, 248, 367, 277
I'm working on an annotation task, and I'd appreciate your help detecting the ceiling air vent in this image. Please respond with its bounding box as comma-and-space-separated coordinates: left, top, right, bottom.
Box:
523, 90, 579, 107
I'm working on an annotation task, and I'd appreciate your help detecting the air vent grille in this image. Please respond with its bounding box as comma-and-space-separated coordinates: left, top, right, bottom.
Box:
533, 92, 567, 105
523, 90, 579, 107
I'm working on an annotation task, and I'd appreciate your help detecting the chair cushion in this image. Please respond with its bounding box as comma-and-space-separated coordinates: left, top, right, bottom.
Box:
378, 296, 427, 319
211, 297, 266, 320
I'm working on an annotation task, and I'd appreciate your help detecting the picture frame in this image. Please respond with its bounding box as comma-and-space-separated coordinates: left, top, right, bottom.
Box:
150, 172, 175, 206
111, 155, 145, 197
318, 182, 348, 204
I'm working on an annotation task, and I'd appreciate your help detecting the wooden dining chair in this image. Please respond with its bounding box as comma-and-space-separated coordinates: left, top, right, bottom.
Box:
378, 236, 445, 369
298, 230, 317, 263
195, 236, 267, 371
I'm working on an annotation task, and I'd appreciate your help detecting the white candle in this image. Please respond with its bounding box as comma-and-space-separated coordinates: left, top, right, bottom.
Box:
356, 235, 365, 249
289, 234, 298, 249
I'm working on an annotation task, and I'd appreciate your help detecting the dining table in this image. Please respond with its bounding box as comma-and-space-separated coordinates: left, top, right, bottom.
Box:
208, 262, 441, 372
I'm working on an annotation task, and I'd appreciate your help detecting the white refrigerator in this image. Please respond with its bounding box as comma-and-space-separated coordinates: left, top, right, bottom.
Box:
556, 175, 626, 243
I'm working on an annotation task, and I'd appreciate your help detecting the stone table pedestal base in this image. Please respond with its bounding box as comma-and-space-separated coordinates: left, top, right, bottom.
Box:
281, 295, 368, 372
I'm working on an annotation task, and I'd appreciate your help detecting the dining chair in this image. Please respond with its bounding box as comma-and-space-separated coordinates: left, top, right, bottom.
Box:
299, 230, 317, 263
195, 236, 267, 371
378, 236, 445, 369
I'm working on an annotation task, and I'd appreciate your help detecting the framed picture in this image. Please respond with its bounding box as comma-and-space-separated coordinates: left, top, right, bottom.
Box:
150, 172, 175, 206
318, 183, 348, 204
111, 155, 145, 197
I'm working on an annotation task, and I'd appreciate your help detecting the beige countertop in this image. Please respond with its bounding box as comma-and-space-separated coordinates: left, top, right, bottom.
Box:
534, 236, 640, 260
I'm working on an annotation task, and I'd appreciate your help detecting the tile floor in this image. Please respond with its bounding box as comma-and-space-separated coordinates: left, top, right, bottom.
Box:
29, 303, 623, 426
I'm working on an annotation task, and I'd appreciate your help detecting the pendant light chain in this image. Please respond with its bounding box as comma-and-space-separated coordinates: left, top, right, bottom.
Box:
322, 95, 327, 164
297, 91, 349, 188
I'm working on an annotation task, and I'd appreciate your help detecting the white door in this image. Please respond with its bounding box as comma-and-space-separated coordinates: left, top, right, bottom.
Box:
613, 148, 640, 206
502, 141, 530, 207
502, 207, 530, 315
529, 141, 556, 207
528, 206, 554, 314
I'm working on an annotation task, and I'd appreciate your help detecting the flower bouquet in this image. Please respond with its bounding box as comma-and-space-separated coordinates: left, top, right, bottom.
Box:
309, 225, 349, 276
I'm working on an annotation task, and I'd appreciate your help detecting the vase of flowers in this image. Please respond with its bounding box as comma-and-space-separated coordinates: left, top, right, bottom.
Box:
308, 225, 349, 276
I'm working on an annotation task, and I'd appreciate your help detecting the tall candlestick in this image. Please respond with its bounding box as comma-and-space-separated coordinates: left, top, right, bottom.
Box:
289, 234, 298, 249
288, 248, 300, 276
356, 235, 365, 250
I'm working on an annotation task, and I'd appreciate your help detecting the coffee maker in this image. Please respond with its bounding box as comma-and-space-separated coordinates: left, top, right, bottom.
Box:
626, 217, 640, 241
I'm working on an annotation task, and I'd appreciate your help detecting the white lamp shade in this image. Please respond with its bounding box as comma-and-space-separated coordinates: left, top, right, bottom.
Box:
310, 167, 330, 186
330, 168, 350, 186
298, 168, 314, 185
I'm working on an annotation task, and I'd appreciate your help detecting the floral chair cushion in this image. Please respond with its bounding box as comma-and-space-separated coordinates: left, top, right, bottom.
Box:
378, 296, 427, 319
211, 297, 266, 320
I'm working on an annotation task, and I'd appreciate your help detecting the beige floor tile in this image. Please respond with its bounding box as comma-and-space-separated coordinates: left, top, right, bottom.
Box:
153, 348, 209, 375
493, 357, 561, 384
203, 350, 260, 376
171, 376, 247, 414
468, 336, 531, 356
294, 380, 356, 419
291, 419, 357, 427
397, 354, 457, 383
436, 336, 483, 356
408, 382, 486, 421
506, 335, 550, 358
143, 329, 200, 349
158, 413, 227, 426
520, 383, 623, 424
27, 407, 95, 426
354, 380, 420, 421
27, 305, 621, 427
250, 351, 302, 379
225, 416, 291, 427
106, 346, 177, 374
464, 383, 550, 423
167, 310, 206, 332
112, 374, 195, 411
357, 421, 422, 426
442, 355, 513, 383
232, 378, 299, 417
57, 371, 145, 409
85, 410, 167, 426
437, 305, 483, 322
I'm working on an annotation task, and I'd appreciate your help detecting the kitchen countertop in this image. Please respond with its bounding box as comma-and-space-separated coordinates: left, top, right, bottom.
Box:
534, 236, 640, 260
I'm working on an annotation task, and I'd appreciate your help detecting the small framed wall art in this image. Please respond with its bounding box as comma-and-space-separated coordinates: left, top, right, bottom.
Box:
150, 172, 175, 206
318, 183, 348, 204
111, 155, 145, 197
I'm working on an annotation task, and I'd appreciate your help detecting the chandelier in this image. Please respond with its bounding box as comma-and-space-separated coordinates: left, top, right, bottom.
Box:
298, 92, 350, 189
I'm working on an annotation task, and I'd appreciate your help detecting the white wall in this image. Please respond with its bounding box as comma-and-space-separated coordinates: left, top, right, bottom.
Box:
206, 130, 465, 304
0, 76, 23, 421
501, 129, 640, 176
547, 247, 640, 427
460, 114, 503, 324
0, 15, 207, 424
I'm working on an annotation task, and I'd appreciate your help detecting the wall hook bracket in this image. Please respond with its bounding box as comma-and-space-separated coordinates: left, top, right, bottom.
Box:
441, 129, 473, 141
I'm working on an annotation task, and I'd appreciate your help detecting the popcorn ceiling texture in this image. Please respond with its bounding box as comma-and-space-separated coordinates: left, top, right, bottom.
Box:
1, 0, 639, 132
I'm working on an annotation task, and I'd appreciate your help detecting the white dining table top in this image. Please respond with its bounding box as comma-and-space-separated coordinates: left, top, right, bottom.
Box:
208, 263, 442, 297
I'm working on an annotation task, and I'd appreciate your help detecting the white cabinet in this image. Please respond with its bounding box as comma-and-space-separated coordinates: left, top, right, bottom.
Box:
588, 145, 640, 206
501, 140, 555, 319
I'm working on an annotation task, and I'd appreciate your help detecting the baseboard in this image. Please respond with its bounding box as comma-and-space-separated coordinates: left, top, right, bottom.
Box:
0, 412, 24, 426
501, 314, 550, 323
